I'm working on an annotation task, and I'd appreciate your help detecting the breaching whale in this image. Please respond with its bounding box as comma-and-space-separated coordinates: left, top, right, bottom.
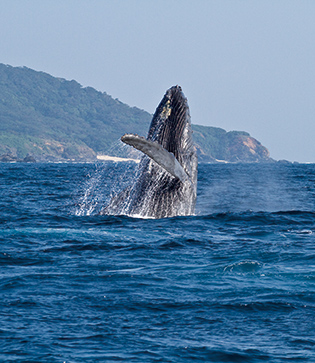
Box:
101, 85, 198, 219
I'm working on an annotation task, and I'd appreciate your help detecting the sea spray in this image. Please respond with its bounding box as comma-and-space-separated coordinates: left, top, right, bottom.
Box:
102, 159, 196, 219
75, 161, 137, 216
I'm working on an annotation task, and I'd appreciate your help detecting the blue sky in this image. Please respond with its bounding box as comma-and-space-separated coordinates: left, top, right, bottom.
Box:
1, 0, 315, 162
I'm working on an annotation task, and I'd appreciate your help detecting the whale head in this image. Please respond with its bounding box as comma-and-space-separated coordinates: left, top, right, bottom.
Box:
147, 85, 196, 180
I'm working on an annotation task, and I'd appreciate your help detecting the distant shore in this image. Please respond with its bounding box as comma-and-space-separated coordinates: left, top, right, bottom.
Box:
0, 153, 299, 164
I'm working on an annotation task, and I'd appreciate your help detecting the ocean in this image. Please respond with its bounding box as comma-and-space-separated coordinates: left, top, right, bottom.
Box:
1, 162, 315, 362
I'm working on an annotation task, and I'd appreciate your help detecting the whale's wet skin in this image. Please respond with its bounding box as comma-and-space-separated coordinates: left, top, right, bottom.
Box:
101, 86, 197, 219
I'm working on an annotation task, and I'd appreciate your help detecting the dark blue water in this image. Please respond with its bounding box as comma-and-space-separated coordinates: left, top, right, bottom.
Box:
1, 162, 315, 362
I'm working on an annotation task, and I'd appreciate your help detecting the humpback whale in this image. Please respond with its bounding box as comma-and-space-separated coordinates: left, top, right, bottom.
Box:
102, 85, 197, 219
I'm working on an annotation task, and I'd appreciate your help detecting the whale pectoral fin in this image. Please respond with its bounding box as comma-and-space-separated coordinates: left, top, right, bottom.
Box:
121, 134, 189, 183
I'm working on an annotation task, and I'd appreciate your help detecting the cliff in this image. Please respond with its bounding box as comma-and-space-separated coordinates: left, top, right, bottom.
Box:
193, 125, 270, 163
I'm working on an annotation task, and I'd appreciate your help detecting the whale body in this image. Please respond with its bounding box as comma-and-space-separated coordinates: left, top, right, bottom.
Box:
102, 85, 197, 219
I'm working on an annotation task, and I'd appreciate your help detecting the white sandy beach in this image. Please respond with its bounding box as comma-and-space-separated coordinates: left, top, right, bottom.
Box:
97, 155, 140, 163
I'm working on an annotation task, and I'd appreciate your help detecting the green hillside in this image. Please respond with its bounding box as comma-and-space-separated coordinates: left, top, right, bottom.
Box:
0, 64, 272, 162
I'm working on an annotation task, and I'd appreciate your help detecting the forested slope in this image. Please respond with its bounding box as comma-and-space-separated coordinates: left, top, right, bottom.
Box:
0, 64, 271, 162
